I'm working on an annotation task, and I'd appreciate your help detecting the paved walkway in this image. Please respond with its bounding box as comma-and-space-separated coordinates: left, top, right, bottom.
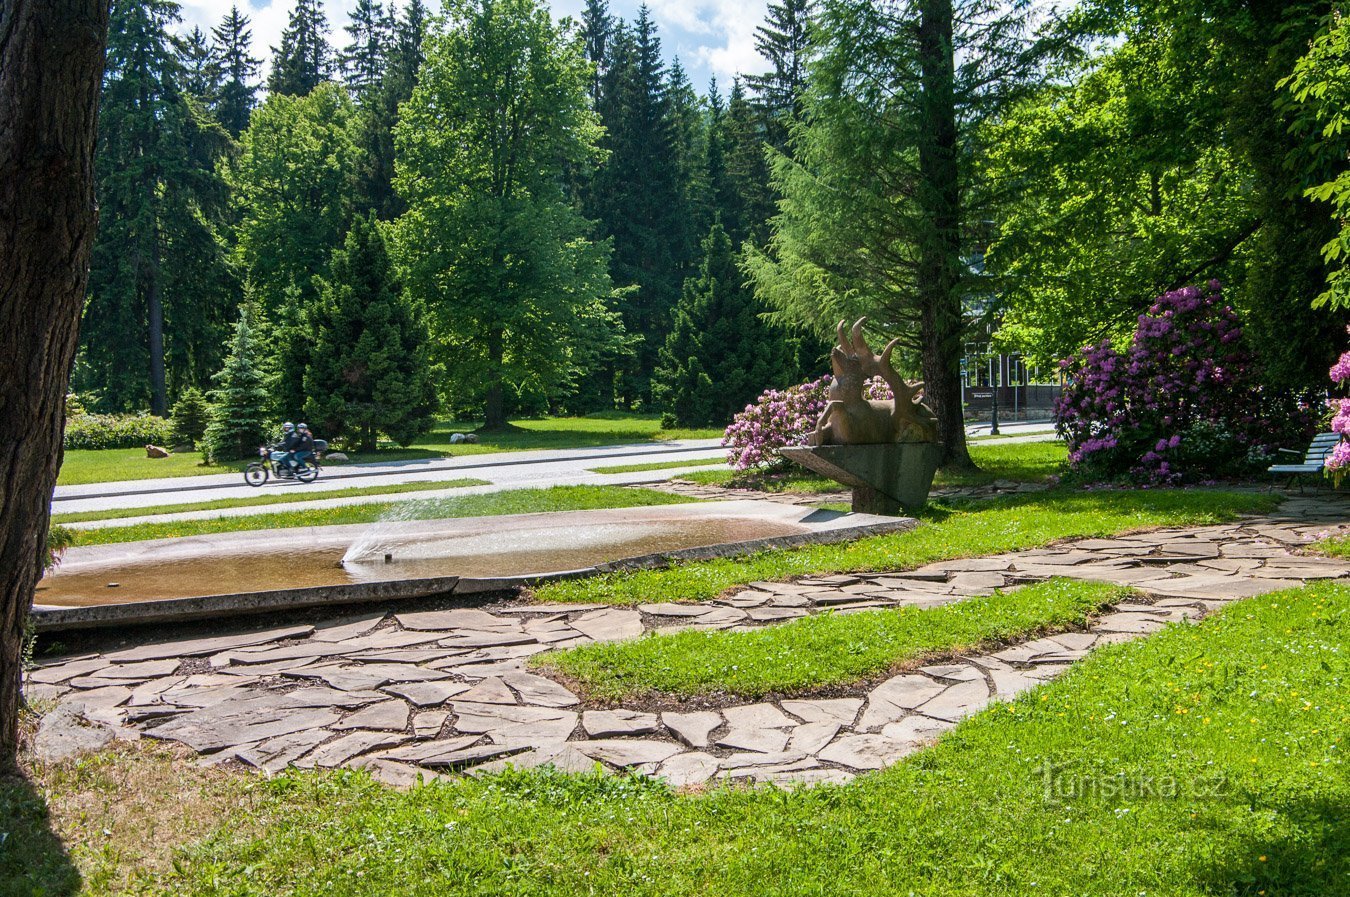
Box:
27, 495, 1349, 788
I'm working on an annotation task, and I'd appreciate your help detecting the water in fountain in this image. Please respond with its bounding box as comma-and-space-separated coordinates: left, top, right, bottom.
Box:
340, 497, 446, 565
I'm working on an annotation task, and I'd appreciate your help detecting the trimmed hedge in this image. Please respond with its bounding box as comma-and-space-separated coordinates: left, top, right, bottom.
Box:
64, 413, 174, 450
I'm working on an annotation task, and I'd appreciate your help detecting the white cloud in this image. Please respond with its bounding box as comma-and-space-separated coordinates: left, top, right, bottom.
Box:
646, 0, 768, 82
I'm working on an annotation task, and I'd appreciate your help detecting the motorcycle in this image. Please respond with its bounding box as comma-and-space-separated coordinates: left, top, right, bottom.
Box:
243, 439, 327, 486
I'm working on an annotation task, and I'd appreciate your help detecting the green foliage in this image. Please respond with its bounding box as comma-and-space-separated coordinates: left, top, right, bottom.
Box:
986, 1, 1347, 391
588, 10, 698, 405
211, 5, 260, 136
168, 387, 211, 448
304, 214, 440, 450
62, 413, 175, 451
44, 525, 75, 571
393, 0, 621, 429
228, 82, 359, 416
81, 0, 237, 415
268, 0, 332, 97
1283, 6, 1350, 310
203, 306, 271, 462
654, 220, 794, 426
539, 579, 1126, 699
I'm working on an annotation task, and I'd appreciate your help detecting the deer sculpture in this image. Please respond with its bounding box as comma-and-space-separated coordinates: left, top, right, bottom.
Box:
811, 318, 939, 446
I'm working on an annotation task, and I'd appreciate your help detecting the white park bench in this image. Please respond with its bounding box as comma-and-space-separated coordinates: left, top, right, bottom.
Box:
1267, 431, 1343, 490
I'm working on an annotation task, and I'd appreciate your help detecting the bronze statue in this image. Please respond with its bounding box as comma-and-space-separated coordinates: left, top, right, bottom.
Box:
811, 318, 938, 446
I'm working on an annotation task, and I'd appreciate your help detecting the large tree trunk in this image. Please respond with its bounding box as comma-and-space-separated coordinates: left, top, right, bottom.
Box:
481, 325, 508, 430
0, 0, 109, 771
147, 219, 167, 416
916, 0, 972, 469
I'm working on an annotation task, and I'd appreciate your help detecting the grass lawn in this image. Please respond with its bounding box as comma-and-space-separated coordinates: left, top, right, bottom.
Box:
52, 478, 491, 525
533, 488, 1280, 605
65, 485, 699, 547
56, 413, 722, 486
589, 456, 726, 475
12, 582, 1344, 895
536, 579, 1129, 700
683, 438, 1067, 493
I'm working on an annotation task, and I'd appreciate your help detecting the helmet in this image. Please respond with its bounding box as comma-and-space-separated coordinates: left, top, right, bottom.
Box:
282, 422, 295, 432
298, 423, 309, 430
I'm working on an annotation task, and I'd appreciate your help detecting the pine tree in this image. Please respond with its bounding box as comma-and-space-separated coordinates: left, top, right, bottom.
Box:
580, 0, 612, 104
341, 0, 390, 99
591, 8, 692, 406
719, 78, 775, 247
745, 0, 815, 151
353, 0, 427, 218
178, 26, 220, 104
654, 220, 793, 426
169, 386, 210, 448
269, 0, 331, 97
668, 58, 710, 255
304, 215, 439, 450
203, 306, 271, 461
81, 0, 236, 415
212, 5, 259, 136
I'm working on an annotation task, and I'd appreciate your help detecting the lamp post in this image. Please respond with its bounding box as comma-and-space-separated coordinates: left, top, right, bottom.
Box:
989, 353, 1001, 436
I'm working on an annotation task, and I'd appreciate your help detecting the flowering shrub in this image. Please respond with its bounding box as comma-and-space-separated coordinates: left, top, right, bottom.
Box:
1325, 331, 1350, 484
723, 375, 895, 469
1056, 281, 1315, 483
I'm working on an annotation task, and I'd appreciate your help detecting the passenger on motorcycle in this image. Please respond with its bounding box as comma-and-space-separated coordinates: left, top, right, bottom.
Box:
293, 423, 317, 469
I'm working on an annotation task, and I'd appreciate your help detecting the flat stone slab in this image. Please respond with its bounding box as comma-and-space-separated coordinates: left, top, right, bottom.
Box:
146, 698, 342, 753
583, 709, 660, 737
662, 711, 722, 748
34, 705, 115, 762
333, 700, 410, 732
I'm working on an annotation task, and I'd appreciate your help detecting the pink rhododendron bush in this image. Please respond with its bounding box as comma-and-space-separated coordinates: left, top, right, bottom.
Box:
1325, 331, 1350, 485
724, 375, 894, 469
1056, 281, 1316, 484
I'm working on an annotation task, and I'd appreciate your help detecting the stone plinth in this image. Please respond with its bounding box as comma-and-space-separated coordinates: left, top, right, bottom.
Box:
780, 443, 942, 515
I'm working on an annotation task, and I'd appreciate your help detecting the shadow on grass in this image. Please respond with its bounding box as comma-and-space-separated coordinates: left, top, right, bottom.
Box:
0, 771, 79, 896
1196, 794, 1350, 895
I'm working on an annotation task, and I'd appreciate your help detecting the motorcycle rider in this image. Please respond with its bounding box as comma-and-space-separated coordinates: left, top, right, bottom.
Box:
273, 422, 302, 477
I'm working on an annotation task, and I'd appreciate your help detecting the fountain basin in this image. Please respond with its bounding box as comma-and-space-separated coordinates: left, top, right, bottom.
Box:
32, 501, 917, 631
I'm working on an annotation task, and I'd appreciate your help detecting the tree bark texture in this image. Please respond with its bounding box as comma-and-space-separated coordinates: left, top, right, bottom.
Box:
916, 0, 972, 469
481, 325, 507, 430
0, 0, 108, 770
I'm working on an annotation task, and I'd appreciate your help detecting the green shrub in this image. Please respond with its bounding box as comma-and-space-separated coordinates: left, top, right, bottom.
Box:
169, 387, 211, 448
63, 412, 174, 450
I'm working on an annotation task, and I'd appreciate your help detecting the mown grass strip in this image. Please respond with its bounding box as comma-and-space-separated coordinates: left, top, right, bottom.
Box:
589, 456, 726, 474
80, 582, 1347, 896
681, 439, 1068, 494
52, 478, 492, 525
67, 486, 699, 547
533, 488, 1280, 606
536, 579, 1130, 701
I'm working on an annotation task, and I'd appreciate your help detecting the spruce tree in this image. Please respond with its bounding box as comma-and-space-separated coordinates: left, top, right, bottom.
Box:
719, 78, 775, 247
269, 0, 331, 97
591, 8, 691, 406
353, 0, 427, 218
203, 306, 271, 461
169, 386, 210, 448
745, 0, 815, 152
341, 0, 390, 99
654, 220, 792, 426
580, 0, 613, 104
304, 214, 439, 450
82, 0, 235, 415
178, 26, 221, 104
212, 5, 259, 136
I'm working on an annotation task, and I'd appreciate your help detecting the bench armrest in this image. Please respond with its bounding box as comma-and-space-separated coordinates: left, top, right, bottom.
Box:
1276, 448, 1303, 456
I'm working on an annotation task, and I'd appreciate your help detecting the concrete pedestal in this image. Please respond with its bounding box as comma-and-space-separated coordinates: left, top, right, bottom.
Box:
780, 443, 943, 515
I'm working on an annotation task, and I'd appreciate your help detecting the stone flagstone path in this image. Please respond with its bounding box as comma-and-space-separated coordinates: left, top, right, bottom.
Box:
26, 496, 1350, 789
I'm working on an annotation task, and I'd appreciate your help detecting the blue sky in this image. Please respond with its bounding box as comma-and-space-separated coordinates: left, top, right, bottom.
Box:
177, 0, 772, 95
